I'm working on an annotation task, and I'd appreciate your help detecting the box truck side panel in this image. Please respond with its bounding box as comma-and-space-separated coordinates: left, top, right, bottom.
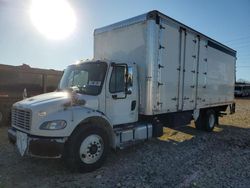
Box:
196, 39, 209, 108
156, 20, 180, 113
182, 32, 199, 111
198, 43, 235, 107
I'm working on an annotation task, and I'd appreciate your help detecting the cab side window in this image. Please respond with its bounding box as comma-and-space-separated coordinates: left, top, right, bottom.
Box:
109, 66, 125, 93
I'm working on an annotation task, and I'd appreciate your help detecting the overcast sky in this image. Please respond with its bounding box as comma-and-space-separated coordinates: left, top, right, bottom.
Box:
0, 0, 249, 80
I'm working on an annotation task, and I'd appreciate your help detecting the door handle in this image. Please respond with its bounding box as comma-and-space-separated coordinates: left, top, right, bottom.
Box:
112, 95, 117, 99
131, 100, 136, 111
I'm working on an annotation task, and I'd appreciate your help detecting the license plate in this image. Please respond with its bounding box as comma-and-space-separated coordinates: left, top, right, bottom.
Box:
16, 131, 28, 156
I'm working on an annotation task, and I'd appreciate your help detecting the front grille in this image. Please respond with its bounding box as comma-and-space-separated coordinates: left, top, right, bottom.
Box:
12, 108, 31, 131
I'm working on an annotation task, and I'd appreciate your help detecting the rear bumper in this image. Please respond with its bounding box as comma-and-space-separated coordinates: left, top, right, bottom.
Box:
8, 127, 67, 158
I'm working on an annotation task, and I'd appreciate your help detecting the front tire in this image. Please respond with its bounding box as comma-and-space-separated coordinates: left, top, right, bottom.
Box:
64, 124, 109, 173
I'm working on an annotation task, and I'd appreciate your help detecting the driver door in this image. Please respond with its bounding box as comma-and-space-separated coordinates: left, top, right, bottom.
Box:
105, 64, 138, 125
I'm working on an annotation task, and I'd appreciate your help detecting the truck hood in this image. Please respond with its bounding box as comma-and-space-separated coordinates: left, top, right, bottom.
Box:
13, 91, 99, 111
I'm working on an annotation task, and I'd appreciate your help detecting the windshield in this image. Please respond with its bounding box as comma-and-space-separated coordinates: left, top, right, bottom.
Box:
59, 62, 107, 95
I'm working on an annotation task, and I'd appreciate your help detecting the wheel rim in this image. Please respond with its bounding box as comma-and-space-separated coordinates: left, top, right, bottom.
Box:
208, 113, 215, 128
79, 134, 104, 164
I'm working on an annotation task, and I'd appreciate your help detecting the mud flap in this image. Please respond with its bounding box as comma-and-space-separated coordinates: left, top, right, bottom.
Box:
229, 103, 236, 114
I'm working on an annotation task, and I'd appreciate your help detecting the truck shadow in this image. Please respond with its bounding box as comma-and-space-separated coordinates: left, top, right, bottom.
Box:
101, 123, 249, 181
154, 123, 250, 145
109, 123, 250, 159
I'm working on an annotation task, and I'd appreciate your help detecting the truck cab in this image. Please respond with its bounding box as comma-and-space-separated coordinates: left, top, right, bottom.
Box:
8, 60, 148, 172
58, 60, 139, 125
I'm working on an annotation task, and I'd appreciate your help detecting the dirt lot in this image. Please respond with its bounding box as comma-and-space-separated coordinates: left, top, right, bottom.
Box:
0, 99, 249, 188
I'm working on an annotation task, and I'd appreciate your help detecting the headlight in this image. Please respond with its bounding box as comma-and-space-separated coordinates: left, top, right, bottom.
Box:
40, 120, 67, 130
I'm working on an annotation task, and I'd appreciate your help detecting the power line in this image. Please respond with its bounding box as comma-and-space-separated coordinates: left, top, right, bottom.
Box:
239, 51, 250, 54
238, 62, 250, 65
232, 46, 250, 50
224, 35, 250, 43
226, 40, 250, 46
237, 57, 250, 60
236, 66, 250, 68
237, 53, 250, 56
230, 43, 250, 48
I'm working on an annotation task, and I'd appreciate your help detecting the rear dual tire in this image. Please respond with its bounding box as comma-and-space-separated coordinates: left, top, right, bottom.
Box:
195, 109, 218, 132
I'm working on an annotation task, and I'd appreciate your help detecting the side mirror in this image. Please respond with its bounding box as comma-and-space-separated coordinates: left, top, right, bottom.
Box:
125, 66, 133, 95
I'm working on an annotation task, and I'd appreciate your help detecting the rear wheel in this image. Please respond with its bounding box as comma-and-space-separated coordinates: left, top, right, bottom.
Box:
195, 109, 218, 132
194, 110, 205, 130
64, 124, 109, 173
204, 109, 218, 132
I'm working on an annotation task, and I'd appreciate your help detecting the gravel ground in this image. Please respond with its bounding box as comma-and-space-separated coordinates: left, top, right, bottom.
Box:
0, 98, 250, 188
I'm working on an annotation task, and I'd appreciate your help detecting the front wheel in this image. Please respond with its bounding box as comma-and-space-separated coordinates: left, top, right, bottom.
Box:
64, 124, 109, 173
79, 134, 104, 165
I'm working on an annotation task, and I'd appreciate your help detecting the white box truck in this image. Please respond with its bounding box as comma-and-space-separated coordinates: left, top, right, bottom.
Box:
8, 10, 236, 172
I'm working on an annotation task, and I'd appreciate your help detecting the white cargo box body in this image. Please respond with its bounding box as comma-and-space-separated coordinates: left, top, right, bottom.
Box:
94, 11, 236, 115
